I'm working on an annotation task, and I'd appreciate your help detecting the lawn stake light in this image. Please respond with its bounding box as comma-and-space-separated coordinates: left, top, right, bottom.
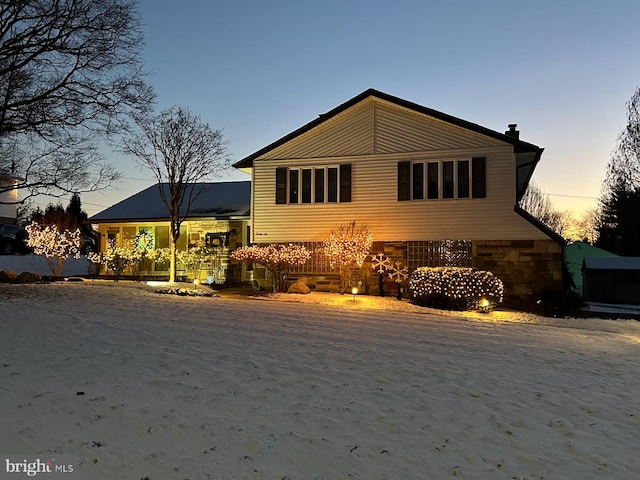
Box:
479, 297, 490, 313
352, 286, 358, 303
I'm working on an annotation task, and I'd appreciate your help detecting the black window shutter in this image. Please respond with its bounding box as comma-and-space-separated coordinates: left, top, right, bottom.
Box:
472, 157, 486, 198
339, 164, 352, 203
275, 167, 287, 204
398, 161, 410, 201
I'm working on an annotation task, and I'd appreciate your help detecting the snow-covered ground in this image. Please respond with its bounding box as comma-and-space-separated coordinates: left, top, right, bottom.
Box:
1, 256, 639, 479
0, 253, 91, 277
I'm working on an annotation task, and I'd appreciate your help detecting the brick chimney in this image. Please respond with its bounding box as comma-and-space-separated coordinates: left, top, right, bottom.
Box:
505, 123, 519, 139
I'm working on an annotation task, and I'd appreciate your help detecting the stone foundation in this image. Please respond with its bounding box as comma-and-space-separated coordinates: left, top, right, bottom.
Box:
288, 239, 563, 302
472, 239, 563, 301
362, 239, 562, 301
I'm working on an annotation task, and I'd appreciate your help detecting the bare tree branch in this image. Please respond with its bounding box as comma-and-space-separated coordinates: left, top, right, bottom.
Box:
122, 106, 230, 282
519, 182, 570, 238
0, 0, 154, 204
597, 85, 640, 254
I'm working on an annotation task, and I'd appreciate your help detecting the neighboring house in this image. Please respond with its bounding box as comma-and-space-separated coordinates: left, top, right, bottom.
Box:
582, 257, 640, 305
0, 173, 21, 224
88, 181, 251, 283
564, 241, 617, 293
233, 89, 565, 300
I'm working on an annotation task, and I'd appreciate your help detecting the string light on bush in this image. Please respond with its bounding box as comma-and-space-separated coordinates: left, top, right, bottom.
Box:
408, 266, 504, 311
322, 221, 374, 293
25, 222, 82, 277
231, 243, 312, 292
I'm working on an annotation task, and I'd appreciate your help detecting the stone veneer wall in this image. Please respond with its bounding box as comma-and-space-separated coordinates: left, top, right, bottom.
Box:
359, 239, 563, 300
294, 239, 563, 301
472, 239, 563, 301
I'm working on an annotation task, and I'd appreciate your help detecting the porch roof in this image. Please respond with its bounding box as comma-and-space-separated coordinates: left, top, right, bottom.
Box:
88, 181, 251, 223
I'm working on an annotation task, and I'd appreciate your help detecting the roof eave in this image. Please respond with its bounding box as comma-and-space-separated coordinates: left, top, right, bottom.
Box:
232, 88, 544, 168
514, 205, 567, 246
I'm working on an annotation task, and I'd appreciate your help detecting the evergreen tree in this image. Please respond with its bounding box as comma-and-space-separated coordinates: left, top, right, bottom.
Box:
30, 194, 90, 235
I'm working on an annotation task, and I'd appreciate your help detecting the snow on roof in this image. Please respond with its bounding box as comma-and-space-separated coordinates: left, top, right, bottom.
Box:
582, 256, 640, 271
89, 181, 251, 222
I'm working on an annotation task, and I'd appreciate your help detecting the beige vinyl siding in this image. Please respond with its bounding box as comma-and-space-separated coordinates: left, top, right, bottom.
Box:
263, 100, 375, 160
253, 149, 547, 242
374, 100, 504, 153
250, 96, 550, 243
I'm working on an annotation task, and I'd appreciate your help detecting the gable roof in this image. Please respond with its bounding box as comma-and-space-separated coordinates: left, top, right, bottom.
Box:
234, 88, 543, 169
89, 181, 251, 223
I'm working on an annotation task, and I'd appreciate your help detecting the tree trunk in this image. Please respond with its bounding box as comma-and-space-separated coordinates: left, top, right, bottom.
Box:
169, 239, 177, 283
169, 222, 180, 283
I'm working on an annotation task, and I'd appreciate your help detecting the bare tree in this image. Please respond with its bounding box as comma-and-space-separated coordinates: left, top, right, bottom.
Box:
564, 207, 601, 244
519, 183, 570, 238
0, 0, 154, 203
597, 86, 640, 254
603, 85, 640, 193
123, 106, 230, 282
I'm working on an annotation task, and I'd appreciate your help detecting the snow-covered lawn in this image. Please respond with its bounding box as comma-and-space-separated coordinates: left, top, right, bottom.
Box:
1, 277, 639, 479
0, 253, 91, 277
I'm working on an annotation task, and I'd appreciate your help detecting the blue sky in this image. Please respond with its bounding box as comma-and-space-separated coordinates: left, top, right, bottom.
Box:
78, 0, 640, 217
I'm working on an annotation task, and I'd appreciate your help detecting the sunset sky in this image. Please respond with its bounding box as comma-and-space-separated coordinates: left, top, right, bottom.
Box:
76, 0, 640, 218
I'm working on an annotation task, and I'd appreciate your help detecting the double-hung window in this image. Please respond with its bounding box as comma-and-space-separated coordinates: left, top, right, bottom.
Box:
397, 157, 486, 201
276, 164, 352, 204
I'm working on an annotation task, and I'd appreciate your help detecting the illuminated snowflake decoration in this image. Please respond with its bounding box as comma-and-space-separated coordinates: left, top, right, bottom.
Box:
370, 252, 392, 274
387, 261, 408, 284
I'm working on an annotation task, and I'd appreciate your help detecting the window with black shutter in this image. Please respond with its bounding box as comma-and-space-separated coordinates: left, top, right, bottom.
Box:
339, 164, 351, 202
398, 161, 410, 201
275, 167, 287, 204
472, 157, 486, 198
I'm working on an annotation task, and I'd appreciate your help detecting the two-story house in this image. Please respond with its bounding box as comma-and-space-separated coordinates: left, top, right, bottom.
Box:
234, 89, 564, 301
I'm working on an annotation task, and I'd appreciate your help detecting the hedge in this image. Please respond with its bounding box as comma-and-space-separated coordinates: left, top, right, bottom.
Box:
409, 266, 504, 310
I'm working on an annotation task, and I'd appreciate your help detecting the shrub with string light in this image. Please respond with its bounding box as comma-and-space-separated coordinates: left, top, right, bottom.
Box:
409, 266, 504, 311
25, 222, 82, 277
231, 244, 311, 292
88, 237, 170, 279
322, 221, 373, 293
